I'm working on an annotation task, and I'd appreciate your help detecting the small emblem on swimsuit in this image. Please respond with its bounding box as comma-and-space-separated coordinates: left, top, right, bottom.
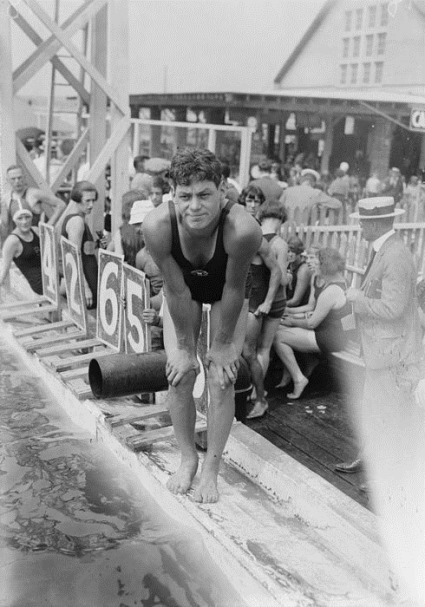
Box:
190, 269, 208, 277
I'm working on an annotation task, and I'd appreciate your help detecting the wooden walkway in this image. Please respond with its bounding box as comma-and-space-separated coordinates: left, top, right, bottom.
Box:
247, 355, 370, 509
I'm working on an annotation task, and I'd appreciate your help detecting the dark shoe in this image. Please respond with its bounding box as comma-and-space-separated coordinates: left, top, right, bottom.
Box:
334, 458, 362, 473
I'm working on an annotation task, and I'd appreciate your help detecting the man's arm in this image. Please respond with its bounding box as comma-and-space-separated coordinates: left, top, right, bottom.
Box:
208, 211, 262, 387
28, 188, 66, 226
143, 208, 199, 386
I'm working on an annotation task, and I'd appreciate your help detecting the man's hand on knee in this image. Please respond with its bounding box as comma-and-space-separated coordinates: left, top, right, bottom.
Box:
206, 343, 240, 390
166, 349, 199, 387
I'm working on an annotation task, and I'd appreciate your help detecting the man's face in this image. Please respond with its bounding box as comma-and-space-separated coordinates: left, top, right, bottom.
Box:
174, 179, 223, 231
133, 221, 143, 235
359, 219, 379, 241
150, 187, 163, 208
7, 168, 25, 193
80, 191, 97, 216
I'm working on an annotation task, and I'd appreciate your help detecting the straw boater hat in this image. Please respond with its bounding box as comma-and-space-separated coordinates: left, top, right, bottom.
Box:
129, 199, 154, 225
350, 196, 405, 220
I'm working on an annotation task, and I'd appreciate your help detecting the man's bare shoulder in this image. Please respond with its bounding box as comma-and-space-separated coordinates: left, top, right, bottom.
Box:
224, 204, 262, 255
142, 202, 171, 253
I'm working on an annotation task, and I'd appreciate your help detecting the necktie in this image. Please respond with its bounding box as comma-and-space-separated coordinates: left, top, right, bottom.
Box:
361, 249, 376, 285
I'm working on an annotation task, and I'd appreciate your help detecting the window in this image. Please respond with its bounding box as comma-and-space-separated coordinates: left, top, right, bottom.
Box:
353, 36, 361, 57
375, 61, 384, 83
366, 34, 374, 56
380, 3, 389, 26
355, 8, 363, 30
377, 32, 386, 54
351, 63, 358, 84
368, 5, 377, 27
343, 38, 350, 58
340, 64, 348, 84
363, 62, 371, 83
345, 10, 352, 31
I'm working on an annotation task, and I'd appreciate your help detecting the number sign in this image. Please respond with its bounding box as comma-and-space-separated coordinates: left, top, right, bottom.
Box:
60, 236, 88, 333
96, 250, 123, 351
123, 263, 151, 354
39, 222, 59, 307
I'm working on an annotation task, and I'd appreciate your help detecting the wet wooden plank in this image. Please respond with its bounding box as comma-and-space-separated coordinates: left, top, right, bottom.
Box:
107, 404, 170, 428
1, 303, 57, 321
14, 319, 75, 338
35, 338, 103, 357
44, 348, 111, 371
22, 329, 85, 351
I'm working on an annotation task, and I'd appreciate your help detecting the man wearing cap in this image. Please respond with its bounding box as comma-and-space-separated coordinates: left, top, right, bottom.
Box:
143, 147, 261, 503
1, 164, 66, 240
279, 168, 341, 223
0, 208, 43, 297
342, 196, 425, 604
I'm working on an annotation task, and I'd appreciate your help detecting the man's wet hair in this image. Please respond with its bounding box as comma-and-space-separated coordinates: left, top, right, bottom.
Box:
169, 147, 222, 188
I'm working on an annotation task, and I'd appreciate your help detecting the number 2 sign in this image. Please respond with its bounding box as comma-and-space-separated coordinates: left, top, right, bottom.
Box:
39, 222, 59, 307
60, 236, 88, 333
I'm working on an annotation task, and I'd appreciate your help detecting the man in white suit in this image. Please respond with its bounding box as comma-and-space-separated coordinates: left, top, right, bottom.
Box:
345, 197, 424, 605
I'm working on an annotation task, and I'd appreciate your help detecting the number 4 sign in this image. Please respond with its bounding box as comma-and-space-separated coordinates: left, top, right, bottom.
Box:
39, 222, 60, 308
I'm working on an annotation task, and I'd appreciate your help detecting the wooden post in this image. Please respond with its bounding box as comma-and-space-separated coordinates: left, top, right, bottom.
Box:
89, 2, 108, 236
109, 0, 130, 237
150, 106, 162, 157
0, 0, 16, 241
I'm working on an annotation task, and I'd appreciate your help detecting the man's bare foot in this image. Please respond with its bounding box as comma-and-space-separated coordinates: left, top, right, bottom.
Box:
246, 398, 268, 419
193, 470, 219, 503
166, 455, 198, 495
287, 376, 309, 399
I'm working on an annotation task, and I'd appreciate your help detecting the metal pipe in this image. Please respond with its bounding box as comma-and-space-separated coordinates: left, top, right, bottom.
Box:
88, 351, 252, 403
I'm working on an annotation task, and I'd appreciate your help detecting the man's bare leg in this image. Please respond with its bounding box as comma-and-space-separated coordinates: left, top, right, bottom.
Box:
193, 300, 248, 503
163, 299, 202, 495
166, 375, 199, 494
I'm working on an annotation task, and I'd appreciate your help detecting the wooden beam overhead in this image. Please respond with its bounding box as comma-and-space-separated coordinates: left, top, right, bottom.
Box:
19, 0, 126, 113
51, 127, 89, 192
12, 11, 90, 105
12, 0, 108, 93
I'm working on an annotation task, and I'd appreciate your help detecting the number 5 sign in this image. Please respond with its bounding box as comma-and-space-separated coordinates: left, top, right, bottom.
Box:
39, 222, 60, 308
60, 236, 88, 333
123, 263, 151, 354
96, 250, 123, 351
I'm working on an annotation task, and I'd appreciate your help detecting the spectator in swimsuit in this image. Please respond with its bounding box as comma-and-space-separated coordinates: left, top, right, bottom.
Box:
274, 247, 350, 399
0, 208, 43, 297
60, 181, 99, 309
1, 164, 65, 240
243, 200, 287, 419
143, 147, 261, 503
286, 236, 312, 308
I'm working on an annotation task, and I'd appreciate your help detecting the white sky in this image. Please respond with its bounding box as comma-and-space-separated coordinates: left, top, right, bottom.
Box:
11, 0, 326, 97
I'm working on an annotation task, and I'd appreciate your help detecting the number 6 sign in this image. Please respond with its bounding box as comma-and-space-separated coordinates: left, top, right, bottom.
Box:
60, 236, 88, 333
39, 222, 60, 308
96, 250, 123, 351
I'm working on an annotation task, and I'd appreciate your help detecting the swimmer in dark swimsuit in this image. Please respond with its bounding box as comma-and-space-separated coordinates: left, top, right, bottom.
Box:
143, 148, 261, 504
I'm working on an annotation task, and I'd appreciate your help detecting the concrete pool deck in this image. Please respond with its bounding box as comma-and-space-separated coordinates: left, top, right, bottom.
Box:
0, 274, 402, 607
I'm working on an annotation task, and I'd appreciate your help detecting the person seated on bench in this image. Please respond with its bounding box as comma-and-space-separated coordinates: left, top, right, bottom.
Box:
285, 236, 312, 308
273, 247, 351, 399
